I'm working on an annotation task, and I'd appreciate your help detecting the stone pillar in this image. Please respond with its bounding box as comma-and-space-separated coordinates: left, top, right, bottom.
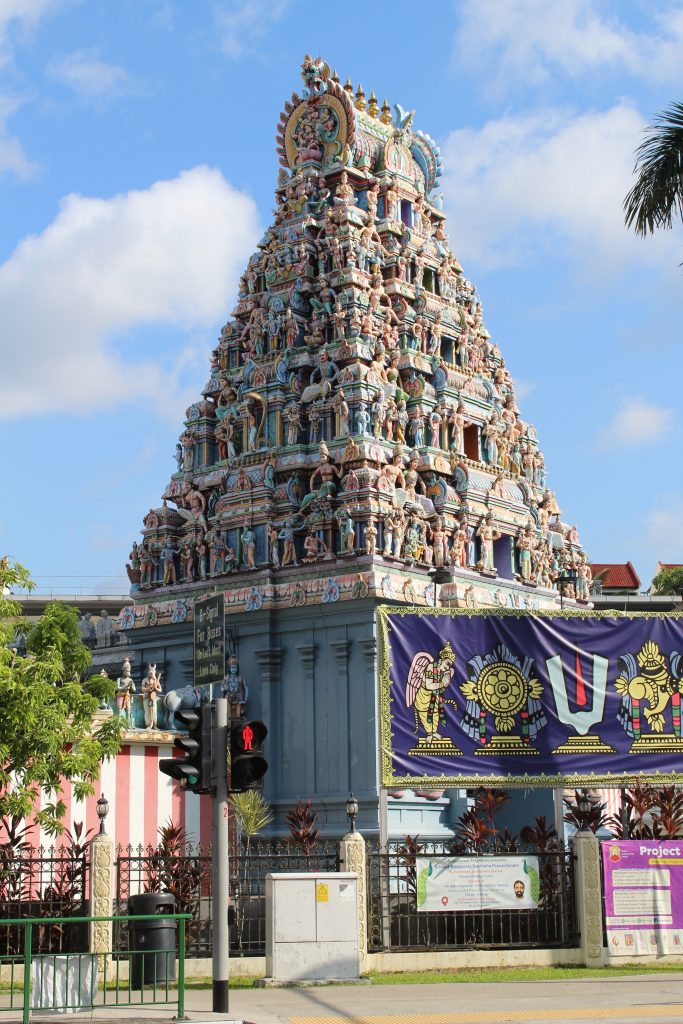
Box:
296, 644, 316, 795
338, 830, 367, 974
573, 831, 604, 966
89, 832, 114, 965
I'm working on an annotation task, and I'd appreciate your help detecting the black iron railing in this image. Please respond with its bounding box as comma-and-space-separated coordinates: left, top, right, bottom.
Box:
366, 840, 578, 953
114, 838, 339, 958
0, 848, 89, 956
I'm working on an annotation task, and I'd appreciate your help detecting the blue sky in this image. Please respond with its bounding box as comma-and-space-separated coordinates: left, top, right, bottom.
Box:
1, 0, 682, 593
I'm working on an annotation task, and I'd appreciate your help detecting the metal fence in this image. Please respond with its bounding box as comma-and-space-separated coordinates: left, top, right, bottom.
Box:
114, 843, 211, 957
114, 838, 339, 958
0, 913, 190, 1024
367, 841, 578, 953
0, 848, 89, 957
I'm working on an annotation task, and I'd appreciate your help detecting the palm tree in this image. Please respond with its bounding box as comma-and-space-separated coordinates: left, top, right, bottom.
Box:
623, 101, 683, 242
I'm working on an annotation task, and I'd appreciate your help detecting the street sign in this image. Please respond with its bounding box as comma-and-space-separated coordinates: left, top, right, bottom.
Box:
194, 593, 225, 688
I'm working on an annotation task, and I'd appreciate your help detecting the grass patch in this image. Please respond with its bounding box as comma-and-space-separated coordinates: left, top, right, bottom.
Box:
368, 963, 683, 985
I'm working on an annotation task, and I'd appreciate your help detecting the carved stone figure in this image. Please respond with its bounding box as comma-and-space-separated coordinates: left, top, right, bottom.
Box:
116, 659, 136, 722
142, 664, 163, 729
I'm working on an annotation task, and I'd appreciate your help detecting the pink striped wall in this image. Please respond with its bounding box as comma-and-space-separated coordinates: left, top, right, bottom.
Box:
4, 741, 211, 854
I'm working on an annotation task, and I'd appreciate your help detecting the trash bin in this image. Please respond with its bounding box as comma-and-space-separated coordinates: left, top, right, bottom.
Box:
128, 892, 176, 987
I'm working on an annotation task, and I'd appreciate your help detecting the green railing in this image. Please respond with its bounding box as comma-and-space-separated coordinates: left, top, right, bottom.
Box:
0, 913, 191, 1023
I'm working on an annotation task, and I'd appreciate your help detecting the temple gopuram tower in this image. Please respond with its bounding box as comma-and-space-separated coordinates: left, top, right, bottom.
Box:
120, 57, 590, 838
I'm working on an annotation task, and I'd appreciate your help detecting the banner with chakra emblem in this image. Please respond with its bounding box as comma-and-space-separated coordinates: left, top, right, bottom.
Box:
378, 607, 683, 788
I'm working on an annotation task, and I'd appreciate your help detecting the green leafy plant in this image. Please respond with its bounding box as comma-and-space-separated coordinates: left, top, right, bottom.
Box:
650, 566, 683, 596
0, 558, 123, 837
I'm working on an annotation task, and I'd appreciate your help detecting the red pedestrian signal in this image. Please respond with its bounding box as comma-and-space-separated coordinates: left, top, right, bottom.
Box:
230, 720, 268, 791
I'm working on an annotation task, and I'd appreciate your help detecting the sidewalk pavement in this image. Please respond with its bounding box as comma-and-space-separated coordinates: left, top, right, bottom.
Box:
27, 972, 683, 1024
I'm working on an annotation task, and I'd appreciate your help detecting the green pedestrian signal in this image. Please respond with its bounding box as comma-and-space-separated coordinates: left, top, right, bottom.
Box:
159, 705, 213, 794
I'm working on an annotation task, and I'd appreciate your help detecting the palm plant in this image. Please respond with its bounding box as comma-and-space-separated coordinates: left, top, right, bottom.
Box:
624, 101, 683, 247
286, 799, 320, 863
230, 790, 273, 857
229, 791, 272, 952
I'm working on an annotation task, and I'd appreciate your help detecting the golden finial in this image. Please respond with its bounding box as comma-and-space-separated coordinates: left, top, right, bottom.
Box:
355, 84, 366, 111
368, 91, 379, 117
344, 77, 353, 94
380, 99, 392, 125
331, 68, 339, 83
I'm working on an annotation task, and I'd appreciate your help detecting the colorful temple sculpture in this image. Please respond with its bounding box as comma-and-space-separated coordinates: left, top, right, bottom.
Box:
119, 57, 590, 837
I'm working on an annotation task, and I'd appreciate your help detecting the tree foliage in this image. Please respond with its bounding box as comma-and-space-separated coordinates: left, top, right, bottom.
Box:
0, 557, 122, 838
651, 566, 683, 596
623, 101, 683, 243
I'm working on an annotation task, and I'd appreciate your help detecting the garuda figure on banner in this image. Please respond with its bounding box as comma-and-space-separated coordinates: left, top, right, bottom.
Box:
405, 641, 461, 753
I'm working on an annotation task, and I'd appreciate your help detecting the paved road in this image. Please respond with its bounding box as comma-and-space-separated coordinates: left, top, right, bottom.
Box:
43, 972, 683, 1024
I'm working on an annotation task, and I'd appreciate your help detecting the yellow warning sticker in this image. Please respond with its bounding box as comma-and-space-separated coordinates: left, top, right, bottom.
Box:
316, 882, 329, 903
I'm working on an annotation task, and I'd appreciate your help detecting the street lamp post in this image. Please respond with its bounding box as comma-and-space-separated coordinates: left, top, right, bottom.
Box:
346, 793, 359, 834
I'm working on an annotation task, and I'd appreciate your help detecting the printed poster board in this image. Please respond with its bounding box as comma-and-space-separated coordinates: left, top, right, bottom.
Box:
602, 840, 683, 956
415, 856, 540, 912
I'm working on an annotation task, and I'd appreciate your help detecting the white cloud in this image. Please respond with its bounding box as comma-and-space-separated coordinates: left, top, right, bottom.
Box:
453, 0, 683, 93
47, 50, 135, 101
214, 0, 291, 57
0, 94, 37, 177
0, 0, 70, 68
440, 102, 682, 272
0, 166, 261, 419
597, 398, 674, 449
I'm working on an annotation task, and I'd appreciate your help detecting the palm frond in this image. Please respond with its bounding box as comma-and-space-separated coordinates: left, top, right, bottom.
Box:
624, 101, 683, 237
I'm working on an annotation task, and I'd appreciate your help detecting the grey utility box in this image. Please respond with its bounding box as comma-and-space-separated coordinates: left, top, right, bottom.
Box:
265, 872, 359, 982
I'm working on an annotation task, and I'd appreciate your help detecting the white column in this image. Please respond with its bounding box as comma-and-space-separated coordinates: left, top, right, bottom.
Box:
338, 830, 367, 974
573, 831, 604, 966
88, 831, 114, 968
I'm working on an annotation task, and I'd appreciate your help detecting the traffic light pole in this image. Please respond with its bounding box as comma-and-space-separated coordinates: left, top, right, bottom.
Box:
211, 697, 229, 1013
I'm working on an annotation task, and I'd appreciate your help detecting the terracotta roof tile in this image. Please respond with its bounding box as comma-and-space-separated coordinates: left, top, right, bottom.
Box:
589, 562, 641, 590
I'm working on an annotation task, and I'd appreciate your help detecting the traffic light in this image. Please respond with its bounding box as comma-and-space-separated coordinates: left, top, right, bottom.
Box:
230, 720, 268, 792
159, 704, 213, 794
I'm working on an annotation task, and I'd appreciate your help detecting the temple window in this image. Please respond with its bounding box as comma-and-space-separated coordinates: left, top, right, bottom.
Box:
400, 200, 413, 227
463, 424, 479, 462
423, 268, 435, 292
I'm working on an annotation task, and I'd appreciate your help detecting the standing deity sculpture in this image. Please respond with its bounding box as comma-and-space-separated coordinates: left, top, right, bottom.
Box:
116, 659, 136, 723
224, 656, 249, 721
477, 514, 501, 572
142, 664, 163, 730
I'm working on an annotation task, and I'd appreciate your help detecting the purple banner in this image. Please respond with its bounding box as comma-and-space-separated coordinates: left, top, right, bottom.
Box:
378, 608, 683, 787
602, 840, 683, 956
